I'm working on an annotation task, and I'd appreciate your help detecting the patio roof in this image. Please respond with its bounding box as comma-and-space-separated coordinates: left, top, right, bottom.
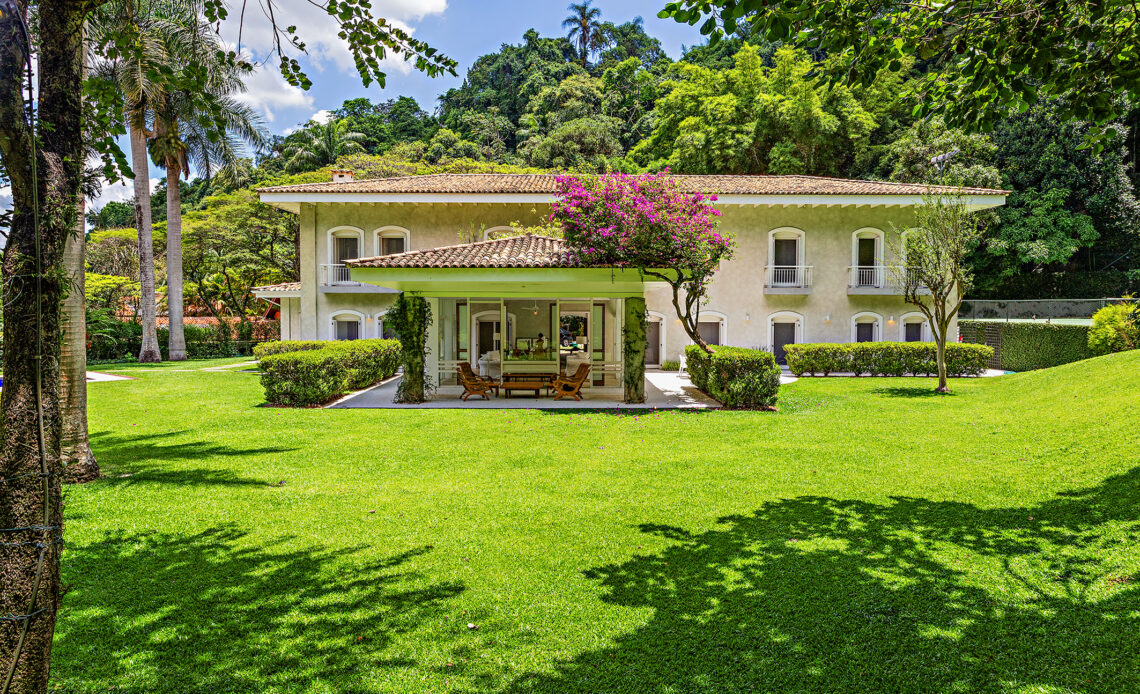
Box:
348, 233, 585, 269
346, 235, 651, 297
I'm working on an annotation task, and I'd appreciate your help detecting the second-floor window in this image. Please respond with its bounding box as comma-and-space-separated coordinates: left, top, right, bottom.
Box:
376, 226, 411, 256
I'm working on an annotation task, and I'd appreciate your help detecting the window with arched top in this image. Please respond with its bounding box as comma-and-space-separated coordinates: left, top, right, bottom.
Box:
768, 311, 803, 364
851, 228, 885, 288
696, 310, 727, 346
766, 227, 807, 287
899, 312, 931, 342
483, 225, 517, 241
646, 311, 666, 366
330, 310, 365, 341
374, 226, 410, 256
851, 311, 883, 343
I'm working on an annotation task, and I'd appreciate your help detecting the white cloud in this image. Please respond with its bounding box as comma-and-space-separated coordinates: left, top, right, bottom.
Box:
234, 65, 315, 123
311, 109, 334, 124
89, 177, 162, 213
220, 1, 447, 79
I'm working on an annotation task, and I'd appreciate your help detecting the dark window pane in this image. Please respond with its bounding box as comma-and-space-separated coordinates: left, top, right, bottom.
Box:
382, 236, 405, 255
336, 320, 359, 340
858, 237, 876, 266
335, 236, 358, 263
856, 322, 875, 342
773, 238, 797, 266
698, 321, 721, 346
905, 322, 923, 342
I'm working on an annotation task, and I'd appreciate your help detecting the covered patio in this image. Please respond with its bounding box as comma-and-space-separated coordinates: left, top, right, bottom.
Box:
347, 234, 665, 406
329, 370, 718, 409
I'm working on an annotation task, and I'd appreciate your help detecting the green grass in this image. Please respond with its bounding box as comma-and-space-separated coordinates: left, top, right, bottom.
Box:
53, 353, 1140, 693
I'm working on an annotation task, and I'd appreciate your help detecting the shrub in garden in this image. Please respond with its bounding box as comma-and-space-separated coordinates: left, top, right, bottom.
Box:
257, 339, 402, 405
784, 342, 990, 377
685, 345, 780, 409
959, 320, 1097, 370
1088, 302, 1139, 356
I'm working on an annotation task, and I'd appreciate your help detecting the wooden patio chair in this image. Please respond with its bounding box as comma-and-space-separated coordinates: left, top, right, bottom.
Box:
552, 363, 591, 401
456, 366, 495, 401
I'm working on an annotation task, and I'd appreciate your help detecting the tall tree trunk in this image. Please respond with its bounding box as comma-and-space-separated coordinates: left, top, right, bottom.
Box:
165, 162, 185, 360
130, 124, 161, 363
0, 2, 87, 691
61, 188, 99, 483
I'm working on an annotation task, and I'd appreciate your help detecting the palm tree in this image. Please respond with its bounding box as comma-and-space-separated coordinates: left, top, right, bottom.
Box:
563, 1, 603, 67
149, 15, 266, 360
88, 0, 187, 363
283, 119, 367, 172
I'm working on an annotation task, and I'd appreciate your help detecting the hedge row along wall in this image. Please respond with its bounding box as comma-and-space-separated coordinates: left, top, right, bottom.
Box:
958, 320, 1094, 372
684, 345, 781, 409
258, 339, 401, 406
784, 342, 992, 377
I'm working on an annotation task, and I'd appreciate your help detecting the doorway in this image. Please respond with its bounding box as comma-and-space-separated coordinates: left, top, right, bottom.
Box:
646, 320, 661, 366
772, 322, 796, 364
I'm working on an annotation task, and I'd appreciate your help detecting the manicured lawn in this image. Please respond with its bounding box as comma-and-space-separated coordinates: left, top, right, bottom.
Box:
53, 354, 1140, 693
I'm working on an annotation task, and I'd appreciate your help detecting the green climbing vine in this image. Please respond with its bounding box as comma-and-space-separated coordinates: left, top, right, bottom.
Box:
385, 292, 433, 403
623, 297, 647, 404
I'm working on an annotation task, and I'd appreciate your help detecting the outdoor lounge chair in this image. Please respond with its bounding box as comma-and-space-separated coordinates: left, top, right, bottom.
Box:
552, 363, 591, 401
457, 364, 496, 400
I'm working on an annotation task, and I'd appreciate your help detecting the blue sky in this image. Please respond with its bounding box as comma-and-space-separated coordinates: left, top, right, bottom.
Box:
0, 1, 709, 217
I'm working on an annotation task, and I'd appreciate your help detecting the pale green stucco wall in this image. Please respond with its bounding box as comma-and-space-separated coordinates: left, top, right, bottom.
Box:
292, 200, 941, 354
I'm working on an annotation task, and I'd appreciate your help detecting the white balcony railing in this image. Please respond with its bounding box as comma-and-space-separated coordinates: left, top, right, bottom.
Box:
764, 265, 813, 288
849, 265, 887, 289
321, 263, 358, 286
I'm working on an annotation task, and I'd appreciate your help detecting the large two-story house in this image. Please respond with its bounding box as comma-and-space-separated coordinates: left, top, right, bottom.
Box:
254, 172, 1005, 387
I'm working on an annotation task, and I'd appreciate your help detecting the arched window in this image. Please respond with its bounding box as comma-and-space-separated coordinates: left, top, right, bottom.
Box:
326, 226, 364, 285
374, 312, 398, 340
768, 311, 803, 364
696, 310, 727, 346
851, 227, 885, 288
766, 227, 807, 287
899, 312, 931, 342
483, 225, 517, 241
851, 311, 883, 343
330, 310, 365, 341
374, 226, 410, 256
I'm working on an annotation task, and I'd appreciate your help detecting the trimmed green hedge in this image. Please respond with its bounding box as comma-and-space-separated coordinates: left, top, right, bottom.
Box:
258, 339, 402, 406
784, 342, 992, 377
685, 345, 780, 409
958, 320, 1094, 371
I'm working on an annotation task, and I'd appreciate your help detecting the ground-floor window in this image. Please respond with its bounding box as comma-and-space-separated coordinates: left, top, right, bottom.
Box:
768, 311, 803, 364
331, 311, 364, 340
851, 312, 882, 342
697, 313, 726, 346
900, 312, 931, 342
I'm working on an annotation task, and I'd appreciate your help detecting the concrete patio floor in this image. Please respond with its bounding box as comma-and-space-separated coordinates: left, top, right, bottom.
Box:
329, 370, 721, 409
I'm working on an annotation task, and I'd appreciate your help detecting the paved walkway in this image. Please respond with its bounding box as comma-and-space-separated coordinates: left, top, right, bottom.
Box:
330, 370, 720, 410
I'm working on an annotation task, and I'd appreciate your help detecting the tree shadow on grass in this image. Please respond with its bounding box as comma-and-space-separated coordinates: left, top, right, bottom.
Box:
507, 468, 1140, 693
89, 430, 296, 487
868, 385, 958, 398
53, 527, 464, 693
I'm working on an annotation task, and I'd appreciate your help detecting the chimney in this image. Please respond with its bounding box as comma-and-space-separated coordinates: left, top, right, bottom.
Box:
330, 168, 354, 183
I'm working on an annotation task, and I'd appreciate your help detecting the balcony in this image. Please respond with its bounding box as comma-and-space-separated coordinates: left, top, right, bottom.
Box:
763, 265, 813, 294
319, 263, 394, 294
847, 265, 920, 295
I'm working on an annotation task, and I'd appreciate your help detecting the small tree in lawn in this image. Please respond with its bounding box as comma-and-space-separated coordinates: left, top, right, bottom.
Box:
893, 196, 985, 393
551, 172, 734, 354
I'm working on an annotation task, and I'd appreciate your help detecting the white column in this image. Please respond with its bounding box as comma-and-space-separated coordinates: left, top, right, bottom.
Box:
426, 297, 440, 396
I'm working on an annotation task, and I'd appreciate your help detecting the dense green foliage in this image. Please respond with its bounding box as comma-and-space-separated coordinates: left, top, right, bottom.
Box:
684, 344, 780, 408
1088, 302, 1140, 356
258, 339, 402, 406
784, 342, 992, 377
384, 294, 433, 403
86, 318, 269, 362
958, 320, 1095, 371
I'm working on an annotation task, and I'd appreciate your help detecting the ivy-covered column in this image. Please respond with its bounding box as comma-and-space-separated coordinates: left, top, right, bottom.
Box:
386, 292, 433, 403
623, 297, 647, 403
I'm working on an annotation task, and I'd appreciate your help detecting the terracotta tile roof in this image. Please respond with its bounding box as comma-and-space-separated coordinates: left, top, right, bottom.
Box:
252, 281, 302, 292
258, 173, 1008, 197
348, 234, 586, 269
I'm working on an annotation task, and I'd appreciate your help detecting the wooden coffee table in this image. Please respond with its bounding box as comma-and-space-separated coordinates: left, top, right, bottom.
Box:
500, 372, 557, 397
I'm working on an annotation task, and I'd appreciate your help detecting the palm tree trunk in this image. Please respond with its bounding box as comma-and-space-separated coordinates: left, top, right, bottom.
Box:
61, 183, 100, 483
130, 123, 161, 362
165, 161, 186, 360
